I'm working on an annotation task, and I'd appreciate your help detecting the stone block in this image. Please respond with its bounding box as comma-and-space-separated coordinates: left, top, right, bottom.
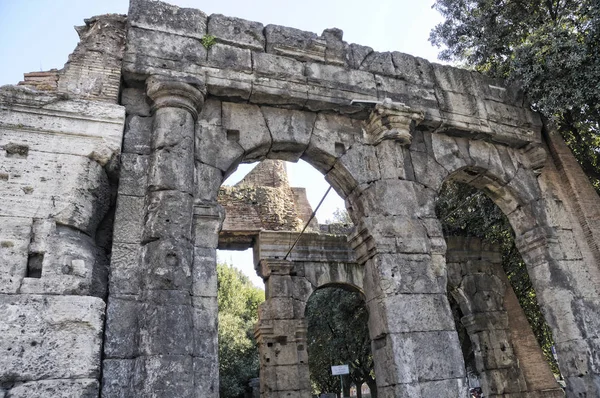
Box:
129, 0, 207, 39
208, 14, 265, 51
143, 190, 194, 242
382, 293, 455, 333
206, 43, 252, 71
192, 247, 217, 297
252, 52, 305, 80
0, 294, 104, 382
418, 378, 469, 398
0, 151, 110, 235
148, 145, 195, 194
360, 51, 395, 76
113, 194, 145, 244
391, 52, 436, 87
195, 124, 244, 174
370, 252, 446, 295
264, 25, 323, 62
193, 356, 219, 398
410, 150, 450, 191
354, 179, 435, 219
104, 298, 140, 359
142, 239, 194, 291
20, 225, 108, 297
259, 298, 294, 320
0, 216, 30, 293
195, 162, 223, 202
193, 205, 224, 249
329, 143, 379, 196
6, 379, 99, 398
121, 87, 151, 117
305, 62, 377, 97
138, 302, 194, 356
152, 107, 195, 149
118, 153, 149, 196
262, 107, 315, 161
345, 43, 373, 69
250, 77, 309, 109
222, 102, 272, 162
126, 27, 207, 68
204, 67, 253, 101
131, 355, 194, 398
123, 115, 152, 155
109, 242, 142, 294
101, 359, 134, 398
302, 112, 361, 174
192, 296, 218, 357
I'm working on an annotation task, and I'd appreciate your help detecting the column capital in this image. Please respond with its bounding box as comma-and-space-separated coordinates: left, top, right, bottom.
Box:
364, 98, 424, 145
146, 75, 206, 119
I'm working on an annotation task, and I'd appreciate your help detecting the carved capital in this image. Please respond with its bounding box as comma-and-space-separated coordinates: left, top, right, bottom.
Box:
146, 75, 206, 119
257, 258, 294, 280
364, 98, 424, 145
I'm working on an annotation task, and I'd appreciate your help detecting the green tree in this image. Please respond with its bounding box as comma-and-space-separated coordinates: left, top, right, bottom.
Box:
218, 263, 265, 398
306, 287, 376, 398
430, 0, 600, 191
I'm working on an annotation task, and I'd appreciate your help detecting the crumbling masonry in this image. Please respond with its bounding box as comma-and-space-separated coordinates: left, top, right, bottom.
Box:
1, 0, 600, 397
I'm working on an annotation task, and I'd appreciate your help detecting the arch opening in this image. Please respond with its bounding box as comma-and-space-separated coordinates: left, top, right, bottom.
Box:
436, 179, 564, 396
305, 285, 375, 398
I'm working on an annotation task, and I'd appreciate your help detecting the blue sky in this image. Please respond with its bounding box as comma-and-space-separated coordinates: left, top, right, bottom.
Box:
0, 0, 447, 286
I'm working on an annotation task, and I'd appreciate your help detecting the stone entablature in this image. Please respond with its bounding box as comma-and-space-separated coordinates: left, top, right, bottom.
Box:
124, 0, 542, 149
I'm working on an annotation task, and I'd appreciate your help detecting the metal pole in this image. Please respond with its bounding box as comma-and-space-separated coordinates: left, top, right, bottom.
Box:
340, 374, 343, 398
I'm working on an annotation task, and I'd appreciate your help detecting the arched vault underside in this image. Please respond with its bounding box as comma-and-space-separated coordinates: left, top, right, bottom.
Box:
1, 0, 600, 397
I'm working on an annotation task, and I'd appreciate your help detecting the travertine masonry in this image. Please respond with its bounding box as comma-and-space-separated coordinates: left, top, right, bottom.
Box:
2, 0, 600, 397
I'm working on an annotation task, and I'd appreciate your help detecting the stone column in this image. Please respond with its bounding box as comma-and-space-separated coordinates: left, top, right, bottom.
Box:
255, 259, 311, 398
130, 76, 206, 397
347, 100, 467, 397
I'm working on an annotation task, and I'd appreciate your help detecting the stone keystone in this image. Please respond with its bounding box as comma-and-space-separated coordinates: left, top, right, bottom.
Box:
364, 98, 424, 145
146, 75, 207, 119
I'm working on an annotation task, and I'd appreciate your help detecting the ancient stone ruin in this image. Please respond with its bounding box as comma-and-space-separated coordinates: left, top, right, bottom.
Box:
1, 0, 600, 397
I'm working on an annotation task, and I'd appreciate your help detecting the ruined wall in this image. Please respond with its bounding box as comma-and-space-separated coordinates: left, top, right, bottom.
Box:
1, 0, 599, 397
0, 15, 126, 398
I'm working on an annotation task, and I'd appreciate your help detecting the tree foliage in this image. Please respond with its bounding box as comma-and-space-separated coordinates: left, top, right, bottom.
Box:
436, 181, 559, 373
306, 287, 376, 398
218, 263, 264, 398
430, 0, 600, 191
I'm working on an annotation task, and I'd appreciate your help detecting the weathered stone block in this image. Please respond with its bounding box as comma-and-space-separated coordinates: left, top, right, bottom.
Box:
208, 14, 265, 51
206, 43, 252, 71
222, 102, 272, 162
123, 115, 152, 155
252, 52, 305, 80
121, 87, 151, 117
192, 296, 218, 357
131, 355, 194, 398
129, 0, 207, 39
113, 194, 145, 244
302, 112, 361, 174
142, 238, 194, 291
360, 51, 395, 76
0, 294, 104, 382
195, 162, 223, 202
0, 216, 30, 293
101, 359, 134, 398
192, 247, 217, 297
195, 124, 244, 174
250, 77, 309, 108
262, 106, 315, 161
143, 190, 194, 242
369, 253, 446, 295
193, 356, 219, 398
118, 153, 149, 196
148, 145, 195, 194
264, 25, 323, 62
6, 379, 99, 398
20, 225, 108, 297
138, 302, 194, 356
204, 67, 253, 101
104, 298, 140, 359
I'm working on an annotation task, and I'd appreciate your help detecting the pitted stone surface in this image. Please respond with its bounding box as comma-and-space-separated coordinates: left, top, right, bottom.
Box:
3, 1, 600, 397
